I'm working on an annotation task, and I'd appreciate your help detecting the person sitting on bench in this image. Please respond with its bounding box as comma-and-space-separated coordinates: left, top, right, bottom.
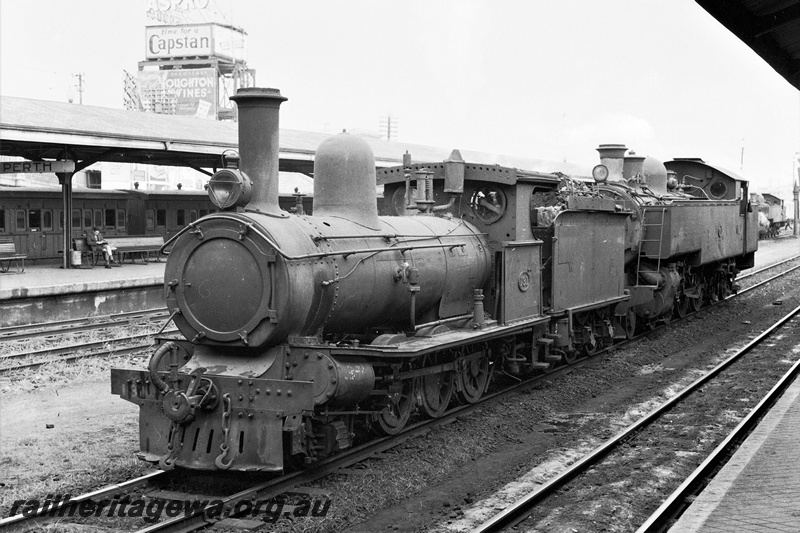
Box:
87, 227, 119, 268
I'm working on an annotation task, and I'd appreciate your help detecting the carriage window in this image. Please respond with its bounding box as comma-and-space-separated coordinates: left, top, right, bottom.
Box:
189, 210, 198, 223
105, 209, 115, 228
72, 209, 81, 228
16, 210, 26, 231
199, 209, 208, 217
156, 209, 166, 227
83, 209, 92, 229
43, 210, 53, 231
86, 170, 101, 189
58, 210, 64, 230
177, 209, 186, 226
28, 210, 41, 231
146, 209, 155, 230
94, 210, 103, 228
0, 209, 5, 233
117, 209, 126, 229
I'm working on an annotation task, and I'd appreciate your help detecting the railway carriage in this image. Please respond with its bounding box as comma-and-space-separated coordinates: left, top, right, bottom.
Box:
0, 187, 132, 260
111, 87, 758, 473
0, 186, 311, 261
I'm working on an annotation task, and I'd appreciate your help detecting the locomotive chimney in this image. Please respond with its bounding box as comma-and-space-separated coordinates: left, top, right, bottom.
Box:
313, 132, 381, 229
596, 144, 627, 183
230, 88, 288, 216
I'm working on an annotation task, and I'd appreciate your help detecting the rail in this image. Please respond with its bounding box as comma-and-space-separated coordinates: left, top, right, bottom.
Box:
470, 303, 800, 532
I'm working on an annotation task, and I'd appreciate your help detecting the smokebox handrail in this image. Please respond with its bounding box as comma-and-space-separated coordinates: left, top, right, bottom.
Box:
160, 214, 467, 261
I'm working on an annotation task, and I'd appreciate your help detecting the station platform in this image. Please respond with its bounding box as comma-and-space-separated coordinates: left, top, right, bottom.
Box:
668, 375, 800, 532
0, 259, 167, 327
0, 259, 165, 301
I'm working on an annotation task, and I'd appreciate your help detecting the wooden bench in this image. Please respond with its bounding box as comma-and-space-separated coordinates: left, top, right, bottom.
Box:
0, 238, 26, 273
108, 236, 165, 264
73, 235, 164, 267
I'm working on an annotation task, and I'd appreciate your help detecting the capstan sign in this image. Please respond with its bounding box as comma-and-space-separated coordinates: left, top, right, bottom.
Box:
145, 24, 246, 61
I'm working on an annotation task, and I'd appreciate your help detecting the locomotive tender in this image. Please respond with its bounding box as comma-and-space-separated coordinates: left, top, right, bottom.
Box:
111, 88, 758, 472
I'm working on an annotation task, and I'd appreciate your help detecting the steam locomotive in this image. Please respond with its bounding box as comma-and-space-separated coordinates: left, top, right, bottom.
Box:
111, 88, 758, 472
750, 192, 790, 238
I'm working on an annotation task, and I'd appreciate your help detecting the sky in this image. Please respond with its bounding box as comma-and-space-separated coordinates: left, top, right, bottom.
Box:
1, 0, 799, 200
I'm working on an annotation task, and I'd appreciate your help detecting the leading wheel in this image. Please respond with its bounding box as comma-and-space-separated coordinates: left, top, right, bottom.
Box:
420, 355, 454, 418
457, 353, 489, 404
377, 379, 417, 435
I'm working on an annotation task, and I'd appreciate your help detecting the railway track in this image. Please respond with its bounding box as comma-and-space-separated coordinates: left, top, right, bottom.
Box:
470, 303, 800, 532
3, 255, 798, 530
0, 334, 178, 373
0, 309, 177, 373
0, 308, 169, 342
737, 253, 800, 281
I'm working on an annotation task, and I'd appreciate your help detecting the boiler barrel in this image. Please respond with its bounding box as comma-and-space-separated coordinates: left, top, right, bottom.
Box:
164, 211, 491, 347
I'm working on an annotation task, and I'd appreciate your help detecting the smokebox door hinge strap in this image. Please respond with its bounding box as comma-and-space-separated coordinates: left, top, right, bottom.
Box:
166, 279, 179, 299
190, 226, 204, 240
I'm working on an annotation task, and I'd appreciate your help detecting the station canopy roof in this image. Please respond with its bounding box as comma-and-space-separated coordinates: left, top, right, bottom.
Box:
696, 0, 800, 91
0, 96, 590, 178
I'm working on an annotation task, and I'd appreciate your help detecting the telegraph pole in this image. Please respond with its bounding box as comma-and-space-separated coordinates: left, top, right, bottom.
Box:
794, 159, 799, 236
379, 114, 399, 142
73, 73, 84, 104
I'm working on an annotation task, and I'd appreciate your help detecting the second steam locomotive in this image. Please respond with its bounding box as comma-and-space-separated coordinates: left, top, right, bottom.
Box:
112, 88, 758, 472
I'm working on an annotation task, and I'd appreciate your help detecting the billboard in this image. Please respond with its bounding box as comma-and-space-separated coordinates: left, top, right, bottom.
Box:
137, 68, 217, 119
146, 0, 232, 26
145, 24, 246, 62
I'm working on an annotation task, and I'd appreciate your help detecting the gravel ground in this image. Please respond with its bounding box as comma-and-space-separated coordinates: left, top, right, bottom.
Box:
1, 237, 797, 533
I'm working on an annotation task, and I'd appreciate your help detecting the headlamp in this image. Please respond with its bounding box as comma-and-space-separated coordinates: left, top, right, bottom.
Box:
592, 164, 609, 183
207, 168, 252, 210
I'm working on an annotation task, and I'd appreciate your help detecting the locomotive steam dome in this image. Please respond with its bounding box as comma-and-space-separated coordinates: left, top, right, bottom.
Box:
642, 156, 668, 194
313, 132, 381, 230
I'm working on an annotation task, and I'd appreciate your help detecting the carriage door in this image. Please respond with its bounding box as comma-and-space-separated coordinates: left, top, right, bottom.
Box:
24, 199, 47, 259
